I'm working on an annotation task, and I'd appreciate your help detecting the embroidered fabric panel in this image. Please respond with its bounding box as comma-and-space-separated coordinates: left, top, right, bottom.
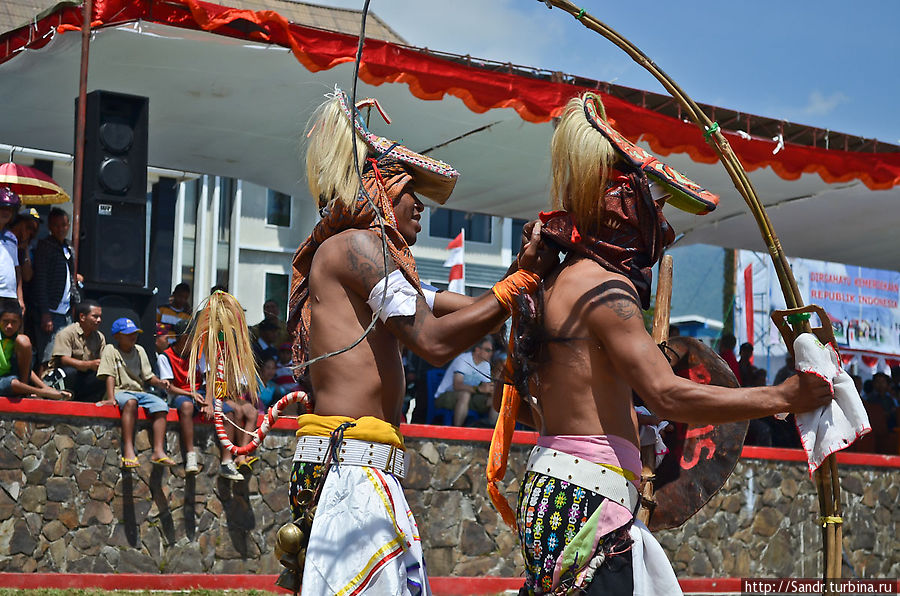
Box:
516, 470, 631, 595
289, 461, 326, 521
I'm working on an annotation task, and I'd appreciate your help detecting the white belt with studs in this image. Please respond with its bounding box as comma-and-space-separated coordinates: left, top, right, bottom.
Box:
526, 445, 639, 512
293, 435, 406, 480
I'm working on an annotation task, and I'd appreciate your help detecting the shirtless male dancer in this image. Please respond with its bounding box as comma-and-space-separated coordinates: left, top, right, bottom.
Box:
489, 93, 834, 595
285, 89, 554, 595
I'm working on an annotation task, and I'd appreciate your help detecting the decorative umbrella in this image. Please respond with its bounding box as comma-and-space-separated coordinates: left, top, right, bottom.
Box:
0, 162, 70, 205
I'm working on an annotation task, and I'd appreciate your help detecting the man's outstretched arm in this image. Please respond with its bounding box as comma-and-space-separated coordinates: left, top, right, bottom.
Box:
582, 272, 834, 424
339, 225, 548, 366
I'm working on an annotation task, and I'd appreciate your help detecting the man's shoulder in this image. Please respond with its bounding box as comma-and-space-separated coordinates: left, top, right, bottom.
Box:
57, 322, 79, 338
557, 259, 635, 298
315, 229, 387, 285
318, 229, 379, 256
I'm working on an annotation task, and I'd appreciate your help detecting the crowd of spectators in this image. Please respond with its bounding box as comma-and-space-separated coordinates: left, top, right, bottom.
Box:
716, 334, 900, 454
860, 370, 900, 454
1, 183, 897, 467
0, 185, 297, 480
716, 336, 801, 448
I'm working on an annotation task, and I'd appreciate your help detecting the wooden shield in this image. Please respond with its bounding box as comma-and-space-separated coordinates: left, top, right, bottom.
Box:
648, 336, 748, 531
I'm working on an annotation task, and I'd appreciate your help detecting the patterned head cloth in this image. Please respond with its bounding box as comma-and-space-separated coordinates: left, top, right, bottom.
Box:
540, 165, 675, 310
288, 157, 419, 383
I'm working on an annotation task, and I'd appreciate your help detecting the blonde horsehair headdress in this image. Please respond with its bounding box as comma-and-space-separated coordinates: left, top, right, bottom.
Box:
551, 91, 720, 221
305, 87, 459, 210
550, 93, 618, 236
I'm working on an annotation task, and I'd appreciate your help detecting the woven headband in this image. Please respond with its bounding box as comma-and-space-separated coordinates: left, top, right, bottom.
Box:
335, 88, 459, 204
583, 94, 719, 215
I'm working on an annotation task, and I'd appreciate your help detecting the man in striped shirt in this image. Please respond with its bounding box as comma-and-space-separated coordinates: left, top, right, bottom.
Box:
156, 282, 192, 344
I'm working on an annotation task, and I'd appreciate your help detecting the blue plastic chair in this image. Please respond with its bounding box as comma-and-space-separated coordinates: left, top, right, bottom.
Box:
424, 367, 480, 426
425, 368, 452, 425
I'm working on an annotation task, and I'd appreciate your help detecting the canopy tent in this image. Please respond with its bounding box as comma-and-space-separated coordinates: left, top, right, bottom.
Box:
1, 0, 899, 269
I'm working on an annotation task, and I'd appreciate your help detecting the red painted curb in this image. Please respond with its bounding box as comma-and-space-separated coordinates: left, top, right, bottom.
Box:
0, 573, 745, 593
2, 397, 899, 468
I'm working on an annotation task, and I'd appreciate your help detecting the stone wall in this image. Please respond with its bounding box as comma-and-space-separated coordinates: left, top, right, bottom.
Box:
0, 411, 897, 580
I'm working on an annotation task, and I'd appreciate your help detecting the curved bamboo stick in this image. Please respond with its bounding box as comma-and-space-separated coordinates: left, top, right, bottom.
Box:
540, 0, 840, 584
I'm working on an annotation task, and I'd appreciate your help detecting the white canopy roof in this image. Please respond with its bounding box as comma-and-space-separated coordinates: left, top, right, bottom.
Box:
1, 21, 897, 269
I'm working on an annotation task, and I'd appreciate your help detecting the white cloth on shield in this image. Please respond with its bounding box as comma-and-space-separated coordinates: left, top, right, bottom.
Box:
792, 333, 871, 474
302, 464, 430, 595
635, 405, 669, 467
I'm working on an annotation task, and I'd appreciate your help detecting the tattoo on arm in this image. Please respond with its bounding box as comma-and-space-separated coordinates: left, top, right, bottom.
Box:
345, 232, 394, 291
388, 294, 427, 343
590, 280, 641, 321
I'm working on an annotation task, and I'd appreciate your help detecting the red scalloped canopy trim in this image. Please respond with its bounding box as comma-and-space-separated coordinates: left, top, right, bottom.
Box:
3, 0, 899, 190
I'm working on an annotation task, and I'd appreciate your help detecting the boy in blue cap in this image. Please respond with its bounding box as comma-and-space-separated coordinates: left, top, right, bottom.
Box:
97, 317, 173, 467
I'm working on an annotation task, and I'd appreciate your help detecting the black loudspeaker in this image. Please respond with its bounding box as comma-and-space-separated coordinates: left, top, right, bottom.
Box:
82, 200, 146, 286
78, 90, 149, 287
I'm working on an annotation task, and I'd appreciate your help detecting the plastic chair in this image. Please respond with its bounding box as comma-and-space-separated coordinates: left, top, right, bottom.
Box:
425, 368, 452, 425
425, 367, 481, 426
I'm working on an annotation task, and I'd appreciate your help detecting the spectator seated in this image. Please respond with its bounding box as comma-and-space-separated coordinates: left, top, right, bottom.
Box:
0, 299, 69, 400
42, 299, 106, 402
431, 338, 497, 427
97, 317, 174, 469
425, 367, 480, 426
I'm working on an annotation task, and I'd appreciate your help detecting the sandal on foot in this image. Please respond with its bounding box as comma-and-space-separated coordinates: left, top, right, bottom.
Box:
151, 456, 177, 467
121, 456, 139, 468
238, 456, 259, 471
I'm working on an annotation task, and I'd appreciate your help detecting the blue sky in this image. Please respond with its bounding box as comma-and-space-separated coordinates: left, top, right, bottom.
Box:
317, 0, 900, 145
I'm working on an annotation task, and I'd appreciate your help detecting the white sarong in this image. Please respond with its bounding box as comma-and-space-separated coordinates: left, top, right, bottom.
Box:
302, 464, 429, 595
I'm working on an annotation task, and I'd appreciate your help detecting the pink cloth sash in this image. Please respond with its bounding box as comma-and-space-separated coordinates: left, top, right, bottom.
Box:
536, 434, 640, 543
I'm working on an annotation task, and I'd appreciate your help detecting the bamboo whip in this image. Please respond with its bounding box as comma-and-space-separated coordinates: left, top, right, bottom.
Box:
539, 0, 840, 585
637, 254, 674, 525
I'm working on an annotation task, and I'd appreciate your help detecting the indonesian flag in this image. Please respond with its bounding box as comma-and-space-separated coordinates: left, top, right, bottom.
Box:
443, 230, 465, 294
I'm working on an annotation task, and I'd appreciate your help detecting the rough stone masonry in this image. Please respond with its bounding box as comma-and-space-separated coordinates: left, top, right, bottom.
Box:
0, 412, 897, 578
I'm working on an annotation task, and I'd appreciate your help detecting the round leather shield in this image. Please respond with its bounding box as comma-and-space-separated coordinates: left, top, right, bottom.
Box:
648, 336, 748, 531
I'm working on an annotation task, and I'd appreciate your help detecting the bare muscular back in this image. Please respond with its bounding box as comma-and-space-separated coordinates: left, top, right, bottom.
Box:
530, 257, 641, 447
306, 231, 406, 425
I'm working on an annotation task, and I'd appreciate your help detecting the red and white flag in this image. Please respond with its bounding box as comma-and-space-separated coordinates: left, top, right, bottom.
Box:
443, 229, 465, 294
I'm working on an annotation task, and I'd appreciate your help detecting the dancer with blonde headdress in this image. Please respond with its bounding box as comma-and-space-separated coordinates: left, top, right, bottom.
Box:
487, 92, 834, 595
276, 88, 557, 595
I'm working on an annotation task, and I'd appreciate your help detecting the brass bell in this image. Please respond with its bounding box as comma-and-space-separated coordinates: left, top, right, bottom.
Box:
295, 488, 314, 506
276, 522, 304, 554
304, 505, 317, 526
279, 552, 300, 572
296, 548, 306, 570
274, 568, 301, 592
274, 543, 285, 561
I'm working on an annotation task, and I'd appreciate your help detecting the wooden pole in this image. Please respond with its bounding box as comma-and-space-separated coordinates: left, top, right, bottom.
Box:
637, 254, 673, 525
71, 0, 93, 275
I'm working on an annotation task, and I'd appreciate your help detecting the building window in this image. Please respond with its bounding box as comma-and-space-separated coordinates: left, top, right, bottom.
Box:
429, 208, 492, 243
265, 272, 289, 320
266, 190, 291, 227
